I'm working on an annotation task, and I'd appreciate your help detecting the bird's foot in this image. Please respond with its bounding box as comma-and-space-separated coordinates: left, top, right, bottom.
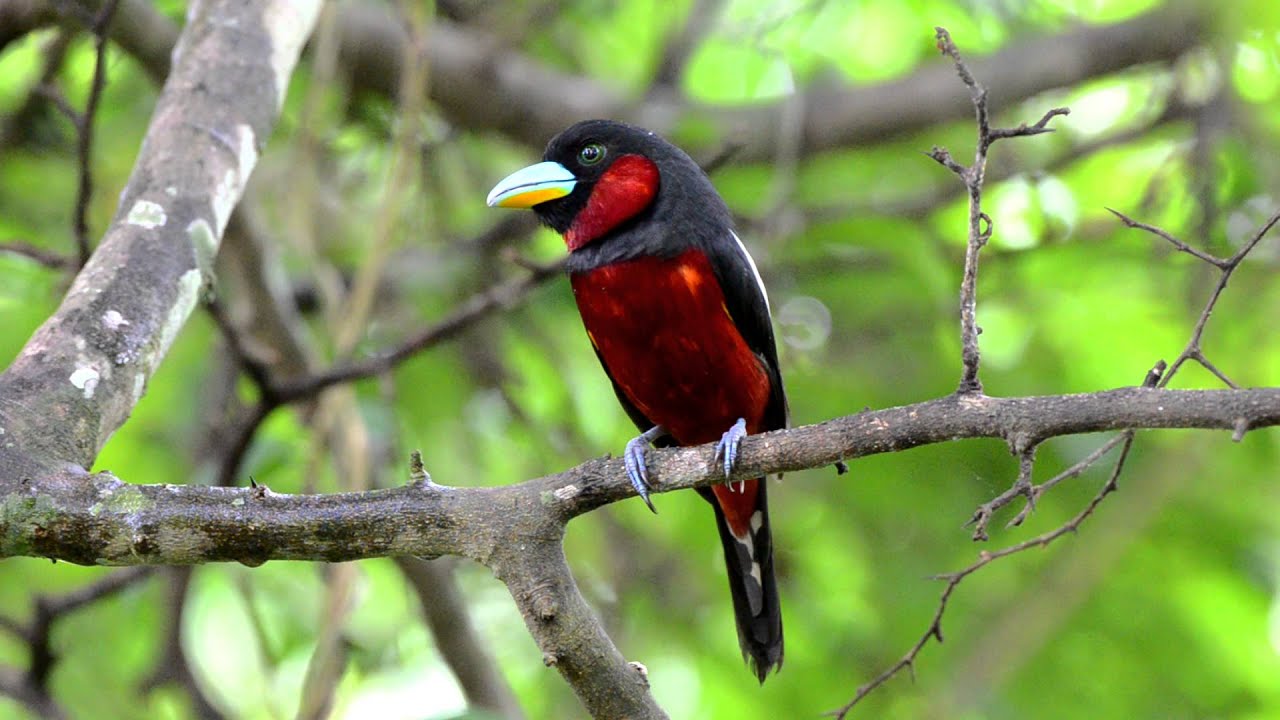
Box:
715, 417, 748, 492
624, 425, 666, 513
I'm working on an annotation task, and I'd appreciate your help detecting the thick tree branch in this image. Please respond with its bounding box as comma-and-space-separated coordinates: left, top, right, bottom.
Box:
0, 0, 319, 477
2, 385, 1276, 716
4, 387, 1278, 565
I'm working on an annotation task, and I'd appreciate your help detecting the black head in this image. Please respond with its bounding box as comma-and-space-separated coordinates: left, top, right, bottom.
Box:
487, 120, 731, 255
534, 120, 674, 233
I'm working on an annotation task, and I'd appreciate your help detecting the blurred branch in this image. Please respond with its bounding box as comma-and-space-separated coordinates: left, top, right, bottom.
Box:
335, 1, 1201, 160
0, 567, 153, 716
27, 568, 154, 690
0, 239, 74, 269
66, 0, 174, 84
140, 569, 225, 718
649, 0, 725, 88
12, 0, 1202, 163
0, 0, 55, 54
66, 0, 119, 267
272, 261, 561, 403
0, 27, 72, 151
396, 557, 525, 719
0, 664, 66, 720
205, 256, 560, 490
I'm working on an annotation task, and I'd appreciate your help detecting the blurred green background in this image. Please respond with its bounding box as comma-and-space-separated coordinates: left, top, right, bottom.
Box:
2, 0, 1279, 718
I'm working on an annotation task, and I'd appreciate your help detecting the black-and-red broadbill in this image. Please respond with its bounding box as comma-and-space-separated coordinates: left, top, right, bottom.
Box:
487, 119, 787, 682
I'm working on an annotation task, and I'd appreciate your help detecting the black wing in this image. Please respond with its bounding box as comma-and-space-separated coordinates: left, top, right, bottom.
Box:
700, 229, 788, 434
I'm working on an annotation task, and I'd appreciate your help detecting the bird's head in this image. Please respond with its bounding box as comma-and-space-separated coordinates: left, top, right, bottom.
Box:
487, 120, 720, 252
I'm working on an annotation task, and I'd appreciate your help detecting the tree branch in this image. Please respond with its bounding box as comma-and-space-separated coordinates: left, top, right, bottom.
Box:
2, 385, 1277, 715
68, 0, 120, 267
8, 0, 1199, 163
396, 557, 525, 719
4, 387, 1277, 565
0, 240, 75, 270
335, 1, 1201, 159
0, 0, 319, 476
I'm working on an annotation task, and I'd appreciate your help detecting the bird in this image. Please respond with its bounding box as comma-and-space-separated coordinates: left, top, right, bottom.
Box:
486, 119, 787, 682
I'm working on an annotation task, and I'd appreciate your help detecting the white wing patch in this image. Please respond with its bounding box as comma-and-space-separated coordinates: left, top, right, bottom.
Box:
730, 230, 770, 313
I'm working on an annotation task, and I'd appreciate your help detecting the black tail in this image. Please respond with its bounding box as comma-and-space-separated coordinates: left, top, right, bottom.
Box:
699, 480, 783, 683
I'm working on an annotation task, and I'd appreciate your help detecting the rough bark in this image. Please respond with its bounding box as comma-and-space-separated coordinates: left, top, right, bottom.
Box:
0, 0, 319, 479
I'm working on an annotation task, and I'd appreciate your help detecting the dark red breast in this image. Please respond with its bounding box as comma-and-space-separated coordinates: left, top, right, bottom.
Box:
570, 248, 772, 535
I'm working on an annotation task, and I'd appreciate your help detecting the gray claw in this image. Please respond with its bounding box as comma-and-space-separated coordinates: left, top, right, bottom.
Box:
624, 425, 666, 513
714, 417, 748, 483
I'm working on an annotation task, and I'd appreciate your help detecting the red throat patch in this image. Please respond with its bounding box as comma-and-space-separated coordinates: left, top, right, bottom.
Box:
565, 154, 660, 251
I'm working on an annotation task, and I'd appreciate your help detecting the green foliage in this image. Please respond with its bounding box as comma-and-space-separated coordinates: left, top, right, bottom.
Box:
2, 1, 1280, 719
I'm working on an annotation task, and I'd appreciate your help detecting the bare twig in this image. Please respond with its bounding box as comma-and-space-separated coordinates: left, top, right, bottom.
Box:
966, 445, 1037, 541
830, 416, 1140, 719
929, 27, 1070, 394
204, 297, 275, 394
1111, 208, 1280, 387
835, 201, 1280, 717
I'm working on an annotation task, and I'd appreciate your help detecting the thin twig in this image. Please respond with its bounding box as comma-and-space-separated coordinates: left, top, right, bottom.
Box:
1112, 208, 1280, 387
1107, 208, 1225, 267
204, 297, 275, 395
69, 0, 121, 267
0, 241, 75, 270
929, 27, 1070, 395
839, 202, 1280, 714
966, 445, 1037, 541
830, 423, 1139, 719
272, 263, 561, 403
18, 567, 154, 694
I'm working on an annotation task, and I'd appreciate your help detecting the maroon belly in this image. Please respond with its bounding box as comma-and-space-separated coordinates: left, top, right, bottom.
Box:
569, 249, 772, 445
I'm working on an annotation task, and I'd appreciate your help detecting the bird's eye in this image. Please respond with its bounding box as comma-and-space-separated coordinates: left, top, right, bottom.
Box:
578, 143, 605, 166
